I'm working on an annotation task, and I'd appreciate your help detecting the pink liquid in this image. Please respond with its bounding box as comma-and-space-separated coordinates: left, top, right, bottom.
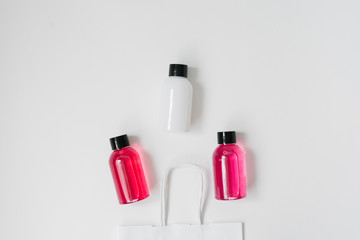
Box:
213, 144, 247, 200
109, 146, 149, 204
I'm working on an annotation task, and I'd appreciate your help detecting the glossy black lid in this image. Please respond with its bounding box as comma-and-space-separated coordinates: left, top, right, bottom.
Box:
110, 134, 130, 150
169, 64, 188, 78
217, 131, 236, 144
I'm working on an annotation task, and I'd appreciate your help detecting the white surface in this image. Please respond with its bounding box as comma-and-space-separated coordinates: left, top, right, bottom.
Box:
0, 0, 359, 239
160, 164, 205, 226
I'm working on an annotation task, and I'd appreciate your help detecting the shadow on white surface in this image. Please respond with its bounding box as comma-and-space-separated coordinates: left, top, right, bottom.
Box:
188, 67, 204, 132
236, 132, 257, 196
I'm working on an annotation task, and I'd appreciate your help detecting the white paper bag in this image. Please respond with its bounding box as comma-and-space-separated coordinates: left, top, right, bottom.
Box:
118, 164, 244, 240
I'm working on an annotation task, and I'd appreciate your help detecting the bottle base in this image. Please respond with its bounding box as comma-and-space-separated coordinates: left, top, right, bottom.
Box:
118, 193, 150, 205
215, 194, 247, 201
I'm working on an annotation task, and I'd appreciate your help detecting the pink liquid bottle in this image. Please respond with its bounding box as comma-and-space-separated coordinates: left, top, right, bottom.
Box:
109, 134, 149, 204
213, 131, 247, 200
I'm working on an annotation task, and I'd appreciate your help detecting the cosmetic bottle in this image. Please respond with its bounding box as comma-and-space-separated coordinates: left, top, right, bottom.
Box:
109, 134, 149, 204
213, 131, 247, 200
159, 64, 193, 132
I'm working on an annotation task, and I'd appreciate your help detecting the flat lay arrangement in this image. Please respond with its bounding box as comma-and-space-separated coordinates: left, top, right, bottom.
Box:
108, 64, 248, 205
107, 64, 247, 239
2, 1, 358, 239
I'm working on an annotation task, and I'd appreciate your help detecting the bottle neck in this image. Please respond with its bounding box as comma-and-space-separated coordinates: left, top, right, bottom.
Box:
220, 143, 236, 146
169, 75, 187, 79
114, 146, 130, 151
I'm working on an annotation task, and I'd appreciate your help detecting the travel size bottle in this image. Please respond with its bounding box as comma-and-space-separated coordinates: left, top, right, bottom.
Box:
109, 134, 149, 204
159, 64, 193, 132
213, 131, 247, 200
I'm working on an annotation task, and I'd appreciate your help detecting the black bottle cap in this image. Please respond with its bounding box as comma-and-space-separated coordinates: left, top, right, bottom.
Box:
110, 134, 130, 150
217, 131, 236, 144
169, 64, 188, 78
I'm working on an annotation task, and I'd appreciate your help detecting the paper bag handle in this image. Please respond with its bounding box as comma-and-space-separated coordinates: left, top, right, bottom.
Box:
160, 163, 205, 226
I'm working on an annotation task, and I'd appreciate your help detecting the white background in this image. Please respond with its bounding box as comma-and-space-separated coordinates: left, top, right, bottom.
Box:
1, 0, 360, 239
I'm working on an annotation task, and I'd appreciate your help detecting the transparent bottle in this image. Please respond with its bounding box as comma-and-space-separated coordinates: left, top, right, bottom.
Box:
159, 64, 193, 132
213, 131, 247, 200
109, 134, 149, 204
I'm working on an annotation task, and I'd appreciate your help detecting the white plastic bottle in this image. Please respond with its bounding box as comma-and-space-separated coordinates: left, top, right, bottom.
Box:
159, 64, 193, 132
